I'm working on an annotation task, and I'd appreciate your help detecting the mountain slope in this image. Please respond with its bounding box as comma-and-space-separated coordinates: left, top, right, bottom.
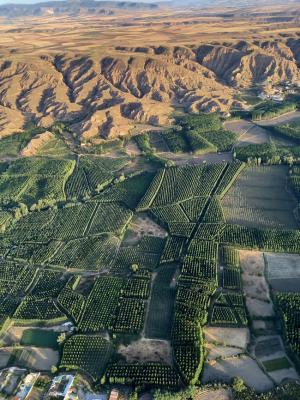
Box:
0, 39, 300, 141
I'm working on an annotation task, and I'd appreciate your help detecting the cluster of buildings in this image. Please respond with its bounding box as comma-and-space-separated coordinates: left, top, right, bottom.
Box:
258, 80, 300, 102
0, 368, 121, 400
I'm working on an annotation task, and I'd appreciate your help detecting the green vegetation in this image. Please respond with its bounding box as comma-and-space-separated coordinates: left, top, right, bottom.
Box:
276, 293, 300, 361
145, 265, 177, 339
105, 364, 180, 387
0, 145, 299, 391
134, 133, 173, 167
272, 118, 300, 143
78, 277, 124, 332
252, 101, 297, 121
20, 328, 59, 349
263, 357, 291, 372
0, 157, 75, 208
60, 335, 111, 381
165, 113, 238, 154
0, 124, 45, 158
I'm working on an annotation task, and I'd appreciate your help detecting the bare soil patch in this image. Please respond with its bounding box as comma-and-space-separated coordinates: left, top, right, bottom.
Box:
130, 213, 167, 240
240, 250, 272, 304
204, 327, 250, 349
20, 131, 55, 156
246, 297, 274, 318
268, 368, 299, 384
1, 326, 27, 346
202, 355, 273, 392
118, 339, 172, 365
205, 343, 243, 361
17, 347, 59, 371
196, 388, 232, 400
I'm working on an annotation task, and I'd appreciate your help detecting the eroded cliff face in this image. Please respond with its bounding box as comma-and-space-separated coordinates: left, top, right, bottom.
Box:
0, 39, 300, 140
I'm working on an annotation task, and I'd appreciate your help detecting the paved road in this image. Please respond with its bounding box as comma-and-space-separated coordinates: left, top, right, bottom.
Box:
225, 111, 300, 147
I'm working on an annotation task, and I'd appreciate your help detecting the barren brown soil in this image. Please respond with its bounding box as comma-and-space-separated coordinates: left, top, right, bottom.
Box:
1, 5, 300, 141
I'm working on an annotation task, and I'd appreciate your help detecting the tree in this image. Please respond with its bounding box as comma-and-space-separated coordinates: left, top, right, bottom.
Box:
57, 332, 66, 345
131, 264, 139, 273
233, 376, 246, 393
51, 365, 58, 374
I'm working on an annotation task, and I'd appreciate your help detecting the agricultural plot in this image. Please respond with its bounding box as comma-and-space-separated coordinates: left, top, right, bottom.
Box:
1, 151, 300, 391
113, 236, 164, 273
78, 277, 124, 332
60, 335, 111, 381
96, 172, 155, 209
265, 252, 300, 292
211, 247, 247, 327
13, 296, 67, 322
138, 163, 225, 210
105, 363, 180, 387
66, 155, 129, 200
221, 166, 299, 230
272, 117, 300, 143
145, 265, 177, 340
275, 293, 300, 361
50, 235, 120, 271
0, 158, 75, 208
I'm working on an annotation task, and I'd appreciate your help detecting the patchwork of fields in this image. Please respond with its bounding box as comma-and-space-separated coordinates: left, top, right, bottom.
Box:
0, 147, 299, 392
221, 166, 299, 230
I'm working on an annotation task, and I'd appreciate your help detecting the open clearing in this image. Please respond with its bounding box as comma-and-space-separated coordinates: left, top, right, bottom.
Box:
204, 327, 250, 349
118, 339, 172, 365
13, 346, 59, 371
222, 166, 298, 230
129, 213, 167, 240
202, 355, 273, 392
240, 250, 274, 318
205, 343, 243, 361
196, 388, 232, 400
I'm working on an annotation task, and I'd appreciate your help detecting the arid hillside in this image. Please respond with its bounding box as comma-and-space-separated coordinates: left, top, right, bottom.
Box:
0, 4, 300, 140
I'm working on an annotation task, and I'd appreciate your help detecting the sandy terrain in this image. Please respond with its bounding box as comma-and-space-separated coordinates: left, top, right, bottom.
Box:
240, 250, 266, 276
1, 326, 27, 346
240, 250, 275, 319
202, 355, 273, 392
246, 297, 274, 318
205, 343, 244, 361
196, 388, 232, 400
118, 339, 172, 365
20, 131, 55, 156
130, 213, 167, 239
204, 327, 250, 350
18, 347, 59, 371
